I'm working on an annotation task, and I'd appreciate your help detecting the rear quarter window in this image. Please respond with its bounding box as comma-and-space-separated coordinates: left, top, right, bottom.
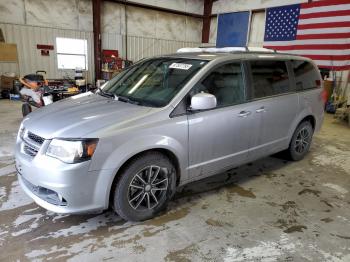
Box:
291, 60, 320, 91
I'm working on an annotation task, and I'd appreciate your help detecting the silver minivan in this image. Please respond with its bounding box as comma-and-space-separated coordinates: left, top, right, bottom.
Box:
15, 48, 324, 221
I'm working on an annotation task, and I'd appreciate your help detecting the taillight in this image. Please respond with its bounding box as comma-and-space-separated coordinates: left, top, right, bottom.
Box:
321, 88, 328, 104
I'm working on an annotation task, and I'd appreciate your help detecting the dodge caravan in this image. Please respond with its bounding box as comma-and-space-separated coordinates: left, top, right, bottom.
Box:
15, 48, 324, 221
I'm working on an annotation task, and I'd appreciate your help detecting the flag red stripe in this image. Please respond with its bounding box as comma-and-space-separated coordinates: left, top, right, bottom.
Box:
298, 21, 350, 30
299, 10, 350, 19
302, 54, 350, 61
301, 0, 350, 9
318, 65, 350, 70
264, 44, 350, 50
296, 32, 350, 40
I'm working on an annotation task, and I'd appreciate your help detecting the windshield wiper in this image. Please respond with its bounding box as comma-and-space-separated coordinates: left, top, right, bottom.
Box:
114, 95, 140, 105
97, 87, 114, 98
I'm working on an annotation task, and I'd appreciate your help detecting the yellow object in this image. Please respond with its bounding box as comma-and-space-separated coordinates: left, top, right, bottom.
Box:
67, 87, 79, 93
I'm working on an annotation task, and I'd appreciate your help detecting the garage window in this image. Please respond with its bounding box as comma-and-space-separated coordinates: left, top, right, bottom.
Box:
56, 37, 88, 70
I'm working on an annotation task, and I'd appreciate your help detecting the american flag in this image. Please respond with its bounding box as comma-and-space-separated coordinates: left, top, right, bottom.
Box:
263, 0, 350, 71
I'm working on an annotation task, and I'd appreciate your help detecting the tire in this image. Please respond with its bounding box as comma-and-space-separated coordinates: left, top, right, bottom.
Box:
287, 121, 314, 161
112, 152, 177, 222
22, 103, 32, 117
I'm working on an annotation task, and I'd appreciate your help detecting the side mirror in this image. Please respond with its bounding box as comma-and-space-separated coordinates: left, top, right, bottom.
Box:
190, 92, 217, 111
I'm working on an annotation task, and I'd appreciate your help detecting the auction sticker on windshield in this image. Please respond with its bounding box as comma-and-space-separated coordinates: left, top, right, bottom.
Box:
169, 63, 192, 70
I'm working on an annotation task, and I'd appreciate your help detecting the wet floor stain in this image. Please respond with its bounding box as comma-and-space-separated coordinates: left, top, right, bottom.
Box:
320, 199, 333, 208
112, 234, 142, 248
201, 204, 209, 210
144, 207, 190, 227
298, 188, 321, 197
283, 225, 307, 234
280, 201, 298, 211
0, 173, 17, 205
226, 184, 256, 201
205, 218, 232, 228
132, 244, 146, 254
320, 217, 333, 223
141, 226, 169, 238
164, 244, 198, 262
331, 234, 350, 240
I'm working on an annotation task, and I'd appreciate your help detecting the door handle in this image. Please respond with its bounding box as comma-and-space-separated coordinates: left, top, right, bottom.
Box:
238, 111, 251, 117
256, 107, 266, 113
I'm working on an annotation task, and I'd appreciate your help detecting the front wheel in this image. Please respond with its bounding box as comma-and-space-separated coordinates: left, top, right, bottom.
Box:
287, 121, 314, 161
112, 152, 176, 221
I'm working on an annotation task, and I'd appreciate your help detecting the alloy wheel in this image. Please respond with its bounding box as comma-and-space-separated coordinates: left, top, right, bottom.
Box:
294, 127, 310, 154
127, 165, 169, 211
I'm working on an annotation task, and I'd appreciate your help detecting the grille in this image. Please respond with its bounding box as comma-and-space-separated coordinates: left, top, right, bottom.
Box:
22, 130, 45, 158
23, 144, 39, 157
27, 132, 45, 145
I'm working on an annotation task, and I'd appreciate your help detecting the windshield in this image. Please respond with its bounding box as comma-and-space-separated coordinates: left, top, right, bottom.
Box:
101, 57, 208, 107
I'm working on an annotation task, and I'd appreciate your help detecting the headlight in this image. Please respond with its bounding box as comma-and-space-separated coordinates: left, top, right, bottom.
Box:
18, 123, 25, 140
46, 139, 98, 164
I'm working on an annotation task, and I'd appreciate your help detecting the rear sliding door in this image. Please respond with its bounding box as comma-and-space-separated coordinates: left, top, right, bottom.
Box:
245, 59, 299, 160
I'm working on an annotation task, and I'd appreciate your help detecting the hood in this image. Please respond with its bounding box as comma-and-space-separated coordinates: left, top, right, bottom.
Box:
23, 92, 153, 139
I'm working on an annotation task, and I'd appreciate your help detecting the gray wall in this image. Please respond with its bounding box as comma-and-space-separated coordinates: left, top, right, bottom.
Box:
0, 0, 203, 35
0, 0, 203, 81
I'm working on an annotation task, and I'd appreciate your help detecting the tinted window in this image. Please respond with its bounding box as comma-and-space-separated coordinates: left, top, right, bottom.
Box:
192, 63, 245, 107
249, 60, 290, 99
291, 60, 320, 91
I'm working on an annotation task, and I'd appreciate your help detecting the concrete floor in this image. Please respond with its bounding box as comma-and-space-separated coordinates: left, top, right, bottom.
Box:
0, 99, 349, 262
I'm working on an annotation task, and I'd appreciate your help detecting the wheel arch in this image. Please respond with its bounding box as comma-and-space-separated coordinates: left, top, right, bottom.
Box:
300, 115, 316, 130
288, 113, 316, 145
108, 148, 181, 207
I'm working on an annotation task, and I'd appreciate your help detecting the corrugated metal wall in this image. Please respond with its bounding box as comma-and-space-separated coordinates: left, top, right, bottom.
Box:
0, 23, 200, 83
125, 36, 199, 61
248, 11, 266, 47
101, 33, 200, 62
0, 23, 94, 82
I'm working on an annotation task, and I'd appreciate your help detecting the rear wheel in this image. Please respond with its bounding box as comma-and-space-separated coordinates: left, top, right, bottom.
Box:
112, 152, 176, 221
22, 103, 32, 117
287, 121, 313, 161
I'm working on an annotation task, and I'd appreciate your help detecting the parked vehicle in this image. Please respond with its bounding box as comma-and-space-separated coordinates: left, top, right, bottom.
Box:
15, 48, 324, 221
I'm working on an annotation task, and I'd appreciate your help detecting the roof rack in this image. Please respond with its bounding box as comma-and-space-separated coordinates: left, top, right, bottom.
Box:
176, 46, 278, 54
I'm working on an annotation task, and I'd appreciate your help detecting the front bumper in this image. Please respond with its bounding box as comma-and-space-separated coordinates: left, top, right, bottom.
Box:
15, 138, 113, 214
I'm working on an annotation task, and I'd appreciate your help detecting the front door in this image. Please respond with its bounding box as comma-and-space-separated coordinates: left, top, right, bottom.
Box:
187, 62, 258, 179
